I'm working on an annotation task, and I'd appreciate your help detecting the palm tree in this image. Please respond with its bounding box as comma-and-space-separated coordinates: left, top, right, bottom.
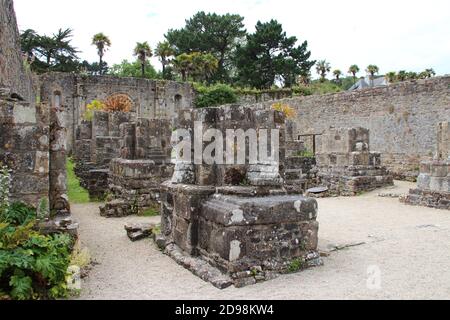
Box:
385, 72, 397, 83
316, 60, 331, 82
92, 33, 111, 73
424, 68, 436, 78
333, 69, 342, 82
397, 70, 407, 82
366, 65, 379, 86
173, 53, 193, 81
134, 42, 153, 77
406, 72, 418, 80
155, 41, 175, 79
348, 65, 360, 84
192, 53, 219, 82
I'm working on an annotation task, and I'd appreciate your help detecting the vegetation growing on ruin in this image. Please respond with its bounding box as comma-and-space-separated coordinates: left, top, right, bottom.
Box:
0, 168, 74, 300
83, 95, 132, 121
295, 150, 315, 158
194, 83, 238, 108
66, 158, 90, 204
288, 258, 305, 273
83, 99, 105, 121
271, 102, 296, 119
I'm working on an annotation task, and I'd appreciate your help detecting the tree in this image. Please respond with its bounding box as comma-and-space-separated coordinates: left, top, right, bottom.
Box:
366, 65, 379, 78
333, 69, 342, 81
419, 68, 435, 79
316, 60, 331, 82
425, 68, 436, 77
134, 42, 153, 77
92, 33, 111, 74
348, 65, 360, 83
385, 71, 397, 83
298, 72, 312, 86
406, 72, 418, 80
20, 28, 79, 73
155, 41, 175, 79
397, 70, 407, 81
80, 60, 109, 76
109, 59, 158, 79
173, 53, 194, 81
166, 11, 246, 81
234, 20, 315, 89
191, 53, 219, 82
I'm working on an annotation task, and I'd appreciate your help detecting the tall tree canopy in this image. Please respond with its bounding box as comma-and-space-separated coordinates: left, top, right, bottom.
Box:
234, 20, 315, 89
109, 59, 158, 79
155, 41, 175, 79
133, 42, 153, 77
165, 11, 246, 81
92, 33, 111, 74
20, 28, 79, 73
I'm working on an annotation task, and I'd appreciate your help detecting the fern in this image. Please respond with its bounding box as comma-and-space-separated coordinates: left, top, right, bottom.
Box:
9, 274, 33, 300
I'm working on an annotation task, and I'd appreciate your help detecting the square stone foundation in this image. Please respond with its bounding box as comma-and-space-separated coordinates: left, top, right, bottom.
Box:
315, 127, 393, 196
161, 183, 321, 288
401, 160, 450, 210
100, 158, 172, 217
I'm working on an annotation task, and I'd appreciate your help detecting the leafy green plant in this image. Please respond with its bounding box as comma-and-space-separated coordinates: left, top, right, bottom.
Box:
82, 100, 105, 121
288, 258, 304, 273
295, 150, 315, 158
0, 167, 74, 300
0, 203, 74, 300
194, 83, 238, 108
0, 166, 11, 213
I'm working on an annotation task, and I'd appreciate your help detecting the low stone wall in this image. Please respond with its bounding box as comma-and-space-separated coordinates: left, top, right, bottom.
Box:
314, 127, 393, 196
0, 98, 49, 207
401, 122, 450, 210
252, 77, 450, 180
283, 156, 317, 193
100, 159, 173, 217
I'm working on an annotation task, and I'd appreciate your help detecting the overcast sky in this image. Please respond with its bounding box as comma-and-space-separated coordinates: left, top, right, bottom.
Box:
13, 0, 450, 77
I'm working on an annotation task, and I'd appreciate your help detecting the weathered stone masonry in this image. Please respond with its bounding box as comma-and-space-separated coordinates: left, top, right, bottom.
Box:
402, 122, 450, 210
256, 77, 450, 181
39, 73, 194, 153
1, 0, 74, 232
161, 105, 322, 288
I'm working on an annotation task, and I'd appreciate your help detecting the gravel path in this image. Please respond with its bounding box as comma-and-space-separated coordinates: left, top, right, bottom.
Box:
72, 181, 450, 300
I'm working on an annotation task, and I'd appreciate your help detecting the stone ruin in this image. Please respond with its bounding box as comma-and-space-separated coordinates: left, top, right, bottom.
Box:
100, 118, 173, 217
159, 105, 322, 289
401, 122, 450, 210
0, 0, 76, 234
314, 127, 393, 196
74, 111, 136, 199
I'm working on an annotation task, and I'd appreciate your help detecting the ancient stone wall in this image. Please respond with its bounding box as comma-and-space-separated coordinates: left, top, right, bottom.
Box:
39, 73, 194, 153
254, 77, 450, 180
0, 98, 49, 207
402, 122, 450, 210
0, 0, 34, 103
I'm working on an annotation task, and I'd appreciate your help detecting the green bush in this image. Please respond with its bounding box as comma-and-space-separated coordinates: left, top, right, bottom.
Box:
0, 168, 74, 300
0, 203, 74, 300
194, 83, 238, 108
295, 150, 315, 158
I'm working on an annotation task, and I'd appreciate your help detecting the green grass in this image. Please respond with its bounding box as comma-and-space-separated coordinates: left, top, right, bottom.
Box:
67, 158, 90, 204
139, 207, 160, 217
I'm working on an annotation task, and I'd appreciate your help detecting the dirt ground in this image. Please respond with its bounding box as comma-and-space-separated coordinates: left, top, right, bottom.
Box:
72, 181, 450, 300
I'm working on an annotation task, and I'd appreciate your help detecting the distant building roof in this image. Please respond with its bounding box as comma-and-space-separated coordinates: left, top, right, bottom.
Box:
348, 76, 388, 91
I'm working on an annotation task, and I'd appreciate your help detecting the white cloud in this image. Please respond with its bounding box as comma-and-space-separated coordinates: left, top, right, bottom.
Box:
13, 0, 450, 76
